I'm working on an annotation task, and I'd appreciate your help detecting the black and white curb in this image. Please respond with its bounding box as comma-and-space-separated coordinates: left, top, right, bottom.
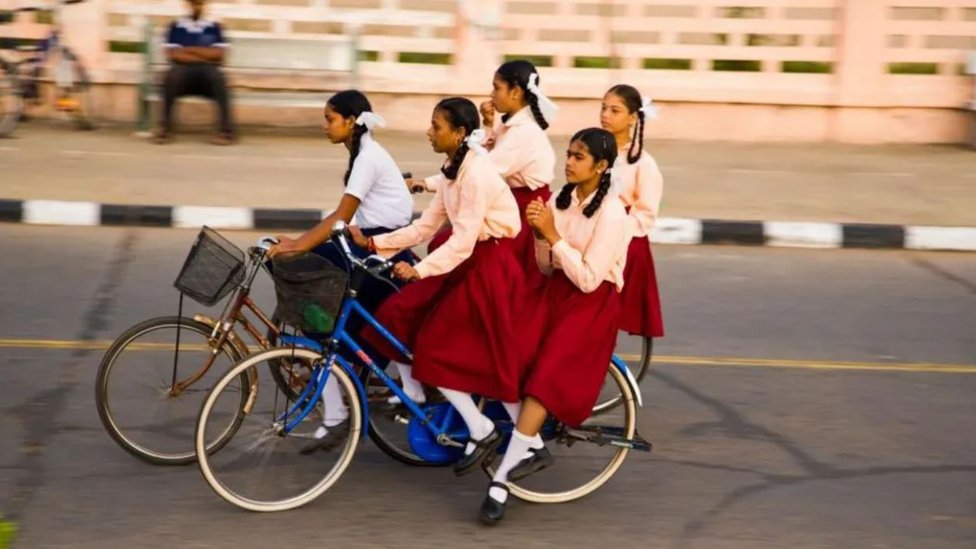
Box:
2, 199, 975, 252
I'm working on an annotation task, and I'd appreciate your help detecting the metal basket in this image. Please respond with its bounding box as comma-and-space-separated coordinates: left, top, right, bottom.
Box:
173, 227, 246, 306
272, 252, 349, 335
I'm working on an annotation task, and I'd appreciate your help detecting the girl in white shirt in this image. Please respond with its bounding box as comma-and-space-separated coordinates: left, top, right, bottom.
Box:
269, 90, 414, 453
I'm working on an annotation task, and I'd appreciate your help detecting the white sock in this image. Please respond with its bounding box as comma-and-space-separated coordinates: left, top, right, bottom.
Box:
502, 401, 521, 422
439, 387, 494, 454
387, 361, 425, 404
318, 373, 349, 436
501, 402, 542, 459
489, 429, 534, 504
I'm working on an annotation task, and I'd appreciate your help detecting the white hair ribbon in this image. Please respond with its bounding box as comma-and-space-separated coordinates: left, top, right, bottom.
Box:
465, 128, 490, 157
640, 97, 659, 120
355, 111, 387, 131
526, 73, 560, 125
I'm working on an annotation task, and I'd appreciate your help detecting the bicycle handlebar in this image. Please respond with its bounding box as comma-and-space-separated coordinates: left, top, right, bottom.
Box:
329, 221, 395, 277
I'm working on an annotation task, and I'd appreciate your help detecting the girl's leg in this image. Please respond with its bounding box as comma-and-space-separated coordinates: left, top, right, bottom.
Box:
439, 388, 494, 448
386, 361, 426, 404
300, 373, 351, 453
488, 397, 549, 503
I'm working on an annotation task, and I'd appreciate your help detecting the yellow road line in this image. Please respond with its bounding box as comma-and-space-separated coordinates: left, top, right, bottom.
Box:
2, 338, 974, 374
617, 354, 976, 374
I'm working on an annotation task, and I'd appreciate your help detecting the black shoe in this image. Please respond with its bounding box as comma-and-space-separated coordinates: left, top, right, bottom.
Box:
479, 481, 508, 526
299, 420, 350, 454
454, 427, 502, 477
507, 446, 555, 481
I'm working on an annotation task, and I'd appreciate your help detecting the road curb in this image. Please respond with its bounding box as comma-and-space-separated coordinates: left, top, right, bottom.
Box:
2, 198, 975, 252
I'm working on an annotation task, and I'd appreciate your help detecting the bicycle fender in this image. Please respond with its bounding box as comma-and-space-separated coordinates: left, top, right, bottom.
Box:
611, 355, 644, 408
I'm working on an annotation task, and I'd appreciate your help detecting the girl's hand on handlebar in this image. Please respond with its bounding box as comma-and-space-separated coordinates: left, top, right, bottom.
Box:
392, 261, 420, 281
268, 236, 302, 258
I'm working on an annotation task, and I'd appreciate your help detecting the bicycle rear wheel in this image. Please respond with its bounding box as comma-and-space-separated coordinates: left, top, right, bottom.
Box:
0, 58, 22, 137
196, 348, 362, 512
95, 316, 250, 466
592, 335, 652, 414
485, 364, 638, 504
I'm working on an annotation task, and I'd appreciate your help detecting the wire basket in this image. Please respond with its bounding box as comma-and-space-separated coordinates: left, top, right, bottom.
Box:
173, 227, 246, 306
272, 252, 349, 335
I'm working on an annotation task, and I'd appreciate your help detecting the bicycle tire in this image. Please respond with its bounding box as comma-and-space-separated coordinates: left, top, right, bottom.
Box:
485, 364, 638, 504
360, 366, 451, 467
196, 348, 363, 512
95, 316, 250, 466
591, 336, 653, 415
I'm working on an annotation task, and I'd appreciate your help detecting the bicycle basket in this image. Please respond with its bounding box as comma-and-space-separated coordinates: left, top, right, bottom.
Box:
272, 252, 349, 335
173, 227, 246, 306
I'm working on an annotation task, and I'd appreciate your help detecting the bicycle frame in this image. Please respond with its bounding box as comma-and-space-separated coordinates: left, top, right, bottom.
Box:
274, 292, 467, 446
168, 250, 279, 396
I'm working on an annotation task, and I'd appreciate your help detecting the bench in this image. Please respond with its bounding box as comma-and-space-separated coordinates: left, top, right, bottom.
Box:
136, 22, 358, 132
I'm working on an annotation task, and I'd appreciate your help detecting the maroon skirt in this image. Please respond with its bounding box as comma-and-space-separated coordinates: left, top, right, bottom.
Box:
618, 236, 664, 338
427, 186, 552, 281
360, 239, 524, 403
516, 272, 622, 427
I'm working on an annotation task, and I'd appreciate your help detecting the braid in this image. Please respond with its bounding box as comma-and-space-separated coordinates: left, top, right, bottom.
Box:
441, 141, 470, 180
582, 171, 612, 218
343, 125, 368, 186
526, 91, 550, 130
555, 183, 576, 210
627, 111, 645, 165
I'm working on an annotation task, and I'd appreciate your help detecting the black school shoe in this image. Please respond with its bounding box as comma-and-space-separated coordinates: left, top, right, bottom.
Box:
479, 481, 509, 526
454, 428, 503, 476
299, 420, 351, 454
506, 446, 555, 481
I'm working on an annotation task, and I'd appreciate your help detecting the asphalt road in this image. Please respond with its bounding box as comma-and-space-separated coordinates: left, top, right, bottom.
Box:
0, 224, 974, 548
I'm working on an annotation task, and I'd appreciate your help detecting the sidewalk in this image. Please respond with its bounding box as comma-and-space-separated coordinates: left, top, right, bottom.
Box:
1, 122, 975, 250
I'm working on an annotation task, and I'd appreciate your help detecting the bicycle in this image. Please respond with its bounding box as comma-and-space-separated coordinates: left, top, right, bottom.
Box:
194, 221, 651, 512
95, 225, 418, 467
0, 0, 95, 136
95, 227, 308, 466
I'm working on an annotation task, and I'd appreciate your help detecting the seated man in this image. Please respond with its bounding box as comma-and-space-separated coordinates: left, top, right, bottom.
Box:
156, 0, 235, 145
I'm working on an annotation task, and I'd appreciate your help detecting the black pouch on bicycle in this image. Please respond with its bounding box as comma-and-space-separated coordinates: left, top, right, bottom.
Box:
272, 253, 349, 336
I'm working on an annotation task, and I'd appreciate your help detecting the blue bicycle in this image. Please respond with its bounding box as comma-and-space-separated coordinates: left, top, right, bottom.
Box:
194, 222, 650, 512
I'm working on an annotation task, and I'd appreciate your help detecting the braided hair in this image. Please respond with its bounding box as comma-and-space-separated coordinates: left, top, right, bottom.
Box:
434, 97, 480, 180
496, 59, 550, 130
607, 84, 644, 165
327, 90, 372, 186
555, 128, 618, 218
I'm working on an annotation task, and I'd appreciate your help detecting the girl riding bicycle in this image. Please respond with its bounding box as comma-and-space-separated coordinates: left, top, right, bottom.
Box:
352, 97, 527, 477
410, 59, 557, 274
480, 128, 632, 525
269, 89, 414, 451
600, 85, 665, 340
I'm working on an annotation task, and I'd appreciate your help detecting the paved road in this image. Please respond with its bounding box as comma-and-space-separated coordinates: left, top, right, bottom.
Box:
0, 225, 974, 548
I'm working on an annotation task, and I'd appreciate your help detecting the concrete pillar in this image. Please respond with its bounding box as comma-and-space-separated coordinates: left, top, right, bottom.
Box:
452, 0, 502, 94
833, 0, 887, 107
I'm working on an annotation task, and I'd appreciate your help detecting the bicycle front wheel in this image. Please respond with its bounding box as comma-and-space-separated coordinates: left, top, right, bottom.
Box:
0, 58, 22, 137
196, 348, 362, 512
95, 316, 250, 466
